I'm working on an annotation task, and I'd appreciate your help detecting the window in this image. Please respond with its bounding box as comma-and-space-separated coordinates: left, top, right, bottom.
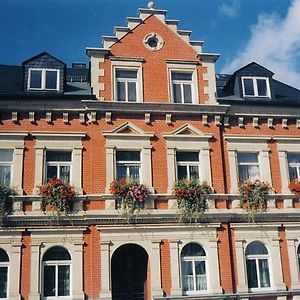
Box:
28, 69, 59, 91
116, 151, 141, 182
42, 246, 71, 298
0, 249, 9, 299
298, 245, 300, 274
245, 241, 271, 289
171, 72, 193, 103
287, 153, 300, 181
181, 243, 207, 294
0, 150, 13, 186
237, 152, 260, 183
45, 151, 72, 184
242, 77, 270, 98
176, 151, 200, 180
116, 70, 138, 102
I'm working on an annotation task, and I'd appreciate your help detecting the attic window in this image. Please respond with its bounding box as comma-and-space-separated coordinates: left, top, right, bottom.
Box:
28, 69, 59, 91
143, 33, 164, 51
242, 77, 270, 98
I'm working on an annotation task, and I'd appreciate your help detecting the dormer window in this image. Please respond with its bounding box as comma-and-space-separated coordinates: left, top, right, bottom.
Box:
242, 77, 270, 98
28, 68, 59, 91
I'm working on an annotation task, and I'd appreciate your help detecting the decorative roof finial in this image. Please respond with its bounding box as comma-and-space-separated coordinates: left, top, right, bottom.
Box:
148, 1, 155, 9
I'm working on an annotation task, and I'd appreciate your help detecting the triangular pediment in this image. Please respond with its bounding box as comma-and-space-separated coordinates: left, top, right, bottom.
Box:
170, 124, 206, 136
108, 122, 146, 135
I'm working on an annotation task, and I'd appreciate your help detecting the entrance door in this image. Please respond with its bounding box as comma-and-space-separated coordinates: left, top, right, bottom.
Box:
111, 243, 148, 300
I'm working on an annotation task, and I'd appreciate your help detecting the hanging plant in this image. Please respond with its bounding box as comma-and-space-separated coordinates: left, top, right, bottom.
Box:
0, 185, 14, 217
173, 180, 213, 223
238, 180, 272, 222
38, 178, 75, 215
110, 178, 150, 218
288, 179, 300, 195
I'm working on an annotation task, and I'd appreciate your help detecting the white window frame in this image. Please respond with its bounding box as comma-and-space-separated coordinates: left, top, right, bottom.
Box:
0, 150, 13, 187
45, 151, 72, 184
28, 68, 60, 91
181, 243, 208, 295
167, 64, 198, 104
41, 252, 72, 299
171, 71, 194, 104
245, 242, 272, 291
115, 69, 138, 102
176, 151, 200, 181
286, 153, 300, 181
237, 152, 260, 183
115, 150, 141, 182
241, 76, 270, 98
111, 60, 143, 102
0, 253, 9, 300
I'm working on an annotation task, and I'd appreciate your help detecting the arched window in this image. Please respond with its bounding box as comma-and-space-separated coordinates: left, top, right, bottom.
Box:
181, 243, 207, 294
42, 246, 71, 298
245, 241, 271, 289
0, 248, 9, 299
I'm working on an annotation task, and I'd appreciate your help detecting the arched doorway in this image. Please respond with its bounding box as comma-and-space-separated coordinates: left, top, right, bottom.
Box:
111, 243, 148, 300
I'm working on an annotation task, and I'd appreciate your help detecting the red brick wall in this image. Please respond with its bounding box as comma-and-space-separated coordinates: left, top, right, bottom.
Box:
160, 240, 171, 296
20, 231, 31, 300
278, 227, 291, 289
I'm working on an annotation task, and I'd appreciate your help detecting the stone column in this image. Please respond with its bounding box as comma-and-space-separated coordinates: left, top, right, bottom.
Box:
72, 242, 85, 299
151, 241, 163, 297
72, 148, 83, 194
29, 243, 41, 300
166, 148, 176, 194
100, 241, 112, 300
287, 239, 300, 290
235, 239, 248, 292
200, 148, 212, 185
9, 242, 22, 300
271, 238, 286, 291
142, 147, 153, 189
208, 238, 222, 293
169, 240, 182, 296
12, 147, 24, 195
105, 146, 115, 194
33, 147, 44, 194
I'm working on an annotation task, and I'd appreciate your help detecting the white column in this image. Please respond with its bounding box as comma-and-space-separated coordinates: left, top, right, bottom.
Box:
287, 239, 300, 290
9, 242, 22, 300
200, 148, 212, 185
72, 148, 83, 194
235, 239, 248, 292
105, 146, 115, 194
100, 241, 112, 299
29, 243, 41, 300
72, 242, 84, 299
151, 241, 163, 297
166, 148, 176, 194
169, 240, 182, 296
278, 151, 290, 194
33, 147, 44, 194
208, 238, 222, 294
260, 150, 272, 185
12, 147, 24, 195
228, 150, 239, 200
142, 147, 153, 190
271, 238, 286, 291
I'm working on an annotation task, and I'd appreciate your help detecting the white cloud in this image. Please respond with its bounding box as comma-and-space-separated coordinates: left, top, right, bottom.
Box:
221, 0, 300, 89
218, 0, 239, 18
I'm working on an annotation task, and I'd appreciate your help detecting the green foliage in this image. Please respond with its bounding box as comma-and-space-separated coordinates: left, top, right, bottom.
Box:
173, 180, 213, 223
0, 185, 14, 217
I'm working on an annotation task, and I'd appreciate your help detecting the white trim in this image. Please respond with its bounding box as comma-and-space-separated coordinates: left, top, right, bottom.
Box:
241, 76, 271, 98
28, 68, 60, 91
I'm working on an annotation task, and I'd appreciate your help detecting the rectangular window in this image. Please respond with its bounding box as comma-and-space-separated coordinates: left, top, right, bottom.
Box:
0, 266, 8, 298
171, 72, 193, 103
237, 152, 260, 183
45, 151, 72, 184
287, 153, 300, 181
176, 151, 200, 180
242, 77, 270, 98
116, 70, 138, 102
0, 149, 13, 186
116, 151, 141, 182
28, 69, 59, 91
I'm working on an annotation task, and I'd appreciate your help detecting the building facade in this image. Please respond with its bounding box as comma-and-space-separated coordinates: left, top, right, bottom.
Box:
1, 3, 300, 300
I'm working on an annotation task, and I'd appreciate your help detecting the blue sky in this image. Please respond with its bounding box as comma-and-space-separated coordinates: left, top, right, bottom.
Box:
1, 0, 300, 88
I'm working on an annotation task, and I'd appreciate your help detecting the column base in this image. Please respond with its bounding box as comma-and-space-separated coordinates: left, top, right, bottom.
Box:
170, 287, 182, 296
29, 293, 40, 300
8, 293, 21, 300
100, 290, 112, 300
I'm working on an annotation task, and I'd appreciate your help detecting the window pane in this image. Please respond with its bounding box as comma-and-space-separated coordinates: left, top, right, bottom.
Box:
257, 79, 267, 96
289, 167, 298, 181
182, 261, 194, 291
238, 153, 258, 163
116, 70, 137, 79
117, 82, 126, 101
288, 153, 300, 164
181, 243, 206, 257
173, 83, 181, 103
0, 166, 11, 186
43, 265, 56, 296
177, 152, 199, 162
128, 82, 137, 102
183, 84, 192, 103
116, 165, 127, 180
177, 165, 187, 180
43, 246, 71, 261
129, 166, 140, 182
246, 259, 258, 288
239, 165, 260, 182
47, 166, 58, 181
116, 151, 140, 161
259, 259, 270, 288
246, 242, 268, 255
243, 78, 254, 96
189, 166, 199, 179
195, 261, 207, 290
0, 149, 13, 162
45, 71, 58, 89
171, 72, 192, 81
0, 266, 8, 298
0, 249, 9, 262
30, 70, 42, 88
58, 265, 70, 296
46, 151, 71, 162
60, 166, 70, 184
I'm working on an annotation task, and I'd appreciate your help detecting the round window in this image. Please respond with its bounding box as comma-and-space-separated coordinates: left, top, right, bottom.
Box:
143, 33, 164, 51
